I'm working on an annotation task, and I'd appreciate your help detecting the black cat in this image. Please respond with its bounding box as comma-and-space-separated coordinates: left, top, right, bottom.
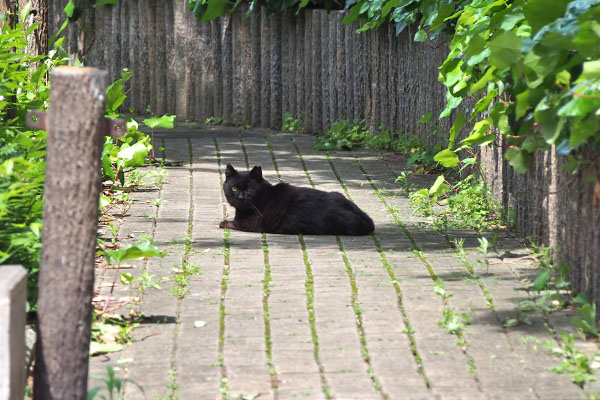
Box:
219, 164, 374, 235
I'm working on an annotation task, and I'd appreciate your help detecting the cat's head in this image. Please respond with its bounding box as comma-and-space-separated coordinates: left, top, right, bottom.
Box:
223, 164, 268, 210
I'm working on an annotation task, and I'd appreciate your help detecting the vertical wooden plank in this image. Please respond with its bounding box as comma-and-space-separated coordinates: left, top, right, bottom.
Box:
352, 21, 365, 121
344, 19, 354, 121
232, 9, 243, 121
155, 0, 167, 115
269, 13, 282, 129
110, 4, 121, 83
335, 12, 345, 122
137, 0, 149, 113
250, 11, 261, 125
165, 0, 176, 115
281, 13, 291, 121
295, 11, 305, 126
147, 0, 157, 113
222, 13, 233, 120
311, 10, 323, 133
241, 8, 252, 123
194, 17, 206, 121
212, 19, 223, 118
119, 1, 131, 110
287, 13, 297, 120
173, 0, 190, 118
203, 21, 215, 119
128, 0, 139, 112
259, 6, 270, 127
320, 13, 330, 131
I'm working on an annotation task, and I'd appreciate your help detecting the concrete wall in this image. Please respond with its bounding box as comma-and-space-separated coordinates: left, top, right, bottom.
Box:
0, 265, 27, 400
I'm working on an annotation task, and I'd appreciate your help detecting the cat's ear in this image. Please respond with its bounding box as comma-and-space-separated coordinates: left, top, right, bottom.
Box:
225, 164, 237, 178
250, 165, 262, 179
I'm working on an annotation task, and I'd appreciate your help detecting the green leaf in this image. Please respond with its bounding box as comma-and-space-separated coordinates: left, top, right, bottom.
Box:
576, 61, 600, 81
143, 115, 176, 129
414, 30, 427, 42
104, 241, 165, 265
419, 112, 432, 123
557, 86, 600, 117
433, 149, 459, 168
89, 342, 123, 356
465, 35, 490, 67
522, 0, 570, 34
533, 269, 551, 291
119, 272, 133, 285
439, 91, 463, 118
429, 175, 450, 197
569, 115, 598, 149
106, 80, 126, 113
95, 0, 117, 6
462, 120, 494, 146
572, 304, 599, 336
488, 31, 521, 70
343, 2, 363, 25
505, 147, 531, 173
117, 141, 148, 168
201, 0, 229, 21
64, 1, 81, 22
448, 111, 466, 148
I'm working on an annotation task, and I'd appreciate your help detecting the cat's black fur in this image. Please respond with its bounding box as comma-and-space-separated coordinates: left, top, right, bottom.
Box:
219, 164, 374, 235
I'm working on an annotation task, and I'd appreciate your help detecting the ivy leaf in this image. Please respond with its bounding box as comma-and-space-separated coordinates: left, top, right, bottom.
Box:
522, 0, 570, 34
342, 2, 363, 24
201, 0, 229, 21
104, 241, 165, 265
95, 0, 117, 6
533, 269, 551, 291
433, 149, 459, 167
448, 111, 466, 148
488, 31, 521, 70
117, 141, 149, 168
439, 91, 463, 118
106, 79, 126, 113
557, 86, 600, 117
505, 147, 531, 173
577, 61, 600, 81
462, 120, 494, 145
414, 30, 427, 42
143, 115, 176, 129
569, 115, 598, 149
470, 66, 496, 94
429, 175, 450, 197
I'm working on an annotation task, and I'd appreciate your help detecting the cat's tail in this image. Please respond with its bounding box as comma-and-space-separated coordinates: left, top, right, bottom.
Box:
342, 198, 374, 235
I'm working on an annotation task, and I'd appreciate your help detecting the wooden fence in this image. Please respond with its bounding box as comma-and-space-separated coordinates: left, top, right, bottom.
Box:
47, 1, 451, 147
48, 1, 600, 305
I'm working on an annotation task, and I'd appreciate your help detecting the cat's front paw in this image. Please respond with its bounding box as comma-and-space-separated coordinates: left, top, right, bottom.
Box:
219, 220, 234, 229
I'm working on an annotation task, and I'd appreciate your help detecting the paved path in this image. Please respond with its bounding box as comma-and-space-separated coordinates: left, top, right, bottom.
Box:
90, 127, 596, 400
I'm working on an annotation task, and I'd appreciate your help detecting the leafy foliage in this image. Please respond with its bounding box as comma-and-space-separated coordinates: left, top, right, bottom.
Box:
315, 120, 438, 171
344, 0, 600, 173
0, 10, 71, 309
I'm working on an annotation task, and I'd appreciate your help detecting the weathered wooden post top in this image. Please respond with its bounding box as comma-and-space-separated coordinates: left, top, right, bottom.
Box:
26, 66, 120, 400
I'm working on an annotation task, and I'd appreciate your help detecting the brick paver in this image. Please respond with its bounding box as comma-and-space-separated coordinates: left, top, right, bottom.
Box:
90, 127, 595, 400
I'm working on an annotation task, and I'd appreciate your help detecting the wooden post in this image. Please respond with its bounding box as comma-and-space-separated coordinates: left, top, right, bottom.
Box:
32, 66, 107, 400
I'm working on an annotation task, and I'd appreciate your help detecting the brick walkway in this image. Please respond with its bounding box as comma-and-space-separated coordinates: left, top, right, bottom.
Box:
90, 127, 597, 400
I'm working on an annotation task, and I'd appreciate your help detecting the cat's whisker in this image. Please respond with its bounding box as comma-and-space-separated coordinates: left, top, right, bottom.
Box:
247, 201, 263, 217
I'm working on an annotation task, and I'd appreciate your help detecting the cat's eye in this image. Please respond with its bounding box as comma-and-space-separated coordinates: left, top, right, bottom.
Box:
247, 188, 252, 193
232, 186, 238, 192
